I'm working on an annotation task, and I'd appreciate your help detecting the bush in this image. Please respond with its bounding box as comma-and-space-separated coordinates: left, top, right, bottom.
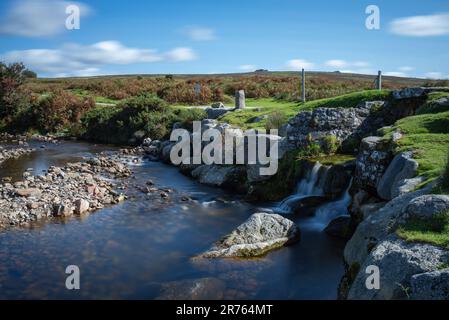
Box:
118, 93, 167, 112
296, 142, 322, 158
173, 108, 207, 129
81, 94, 176, 145
265, 111, 286, 131
22, 69, 37, 79
0, 62, 30, 123
33, 90, 95, 133
322, 135, 340, 154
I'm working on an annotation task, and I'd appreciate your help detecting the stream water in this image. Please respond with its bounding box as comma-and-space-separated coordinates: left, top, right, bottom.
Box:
0, 141, 347, 300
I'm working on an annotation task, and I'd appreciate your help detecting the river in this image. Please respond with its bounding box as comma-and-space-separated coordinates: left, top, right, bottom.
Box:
0, 141, 346, 299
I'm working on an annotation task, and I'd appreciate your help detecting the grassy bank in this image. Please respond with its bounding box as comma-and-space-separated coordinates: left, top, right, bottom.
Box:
381, 109, 449, 184
397, 212, 449, 249
216, 90, 392, 130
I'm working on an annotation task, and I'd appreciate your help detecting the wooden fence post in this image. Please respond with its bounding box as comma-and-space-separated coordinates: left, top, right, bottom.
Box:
301, 68, 306, 103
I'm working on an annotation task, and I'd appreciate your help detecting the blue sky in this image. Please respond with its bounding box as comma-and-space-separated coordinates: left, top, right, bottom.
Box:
1, 0, 449, 78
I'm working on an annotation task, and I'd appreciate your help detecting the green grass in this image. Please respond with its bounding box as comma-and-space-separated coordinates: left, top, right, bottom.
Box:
428, 92, 449, 102
416, 91, 449, 115
229, 91, 390, 130
397, 212, 449, 249
173, 90, 391, 130
381, 111, 449, 183
218, 98, 300, 130
216, 91, 391, 130
70, 89, 120, 104
298, 90, 391, 111
308, 154, 356, 166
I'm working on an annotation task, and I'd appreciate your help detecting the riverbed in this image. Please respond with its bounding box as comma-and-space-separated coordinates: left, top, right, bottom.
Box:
0, 141, 346, 300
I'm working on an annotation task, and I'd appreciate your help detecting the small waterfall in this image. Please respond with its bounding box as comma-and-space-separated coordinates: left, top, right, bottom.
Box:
274, 162, 328, 214
304, 179, 352, 231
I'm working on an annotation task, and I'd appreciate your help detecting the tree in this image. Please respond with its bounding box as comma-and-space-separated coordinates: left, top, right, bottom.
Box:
0, 62, 28, 119
22, 69, 37, 78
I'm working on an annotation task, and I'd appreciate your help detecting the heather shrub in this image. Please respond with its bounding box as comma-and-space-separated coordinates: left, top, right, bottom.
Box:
33, 90, 95, 132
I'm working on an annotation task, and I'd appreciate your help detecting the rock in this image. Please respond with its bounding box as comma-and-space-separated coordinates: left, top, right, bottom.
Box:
292, 196, 329, 216
74, 199, 90, 214
392, 87, 426, 100
323, 165, 351, 199
157, 277, 226, 300
53, 203, 73, 217
235, 90, 246, 109
394, 176, 424, 198
199, 213, 300, 258
347, 237, 449, 300
278, 124, 290, 137
0, 147, 35, 166
392, 131, 403, 142
359, 202, 386, 221
325, 216, 354, 239
344, 185, 432, 269
287, 101, 385, 149
15, 188, 41, 198
211, 102, 225, 109
88, 157, 102, 166
410, 269, 449, 300
160, 192, 169, 198
354, 136, 391, 193
205, 107, 229, 119
0, 155, 131, 228
115, 194, 126, 203
248, 115, 268, 123
27, 202, 39, 210
377, 152, 419, 200
142, 137, 152, 147
402, 194, 449, 221
192, 165, 247, 191
161, 142, 175, 163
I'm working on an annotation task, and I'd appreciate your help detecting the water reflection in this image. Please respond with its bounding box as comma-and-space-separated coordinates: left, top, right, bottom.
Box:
0, 141, 345, 300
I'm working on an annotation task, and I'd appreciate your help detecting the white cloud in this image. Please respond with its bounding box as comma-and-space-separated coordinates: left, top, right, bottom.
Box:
165, 47, 197, 62
425, 72, 444, 79
384, 71, 408, 77
0, 0, 91, 37
324, 59, 369, 69
325, 59, 347, 69
239, 64, 257, 71
286, 59, 314, 71
399, 66, 414, 72
183, 26, 216, 41
353, 61, 370, 68
338, 69, 377, 75
390, 13, 449, 36
54, 68, 102, 78
1, 41, 196, 76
